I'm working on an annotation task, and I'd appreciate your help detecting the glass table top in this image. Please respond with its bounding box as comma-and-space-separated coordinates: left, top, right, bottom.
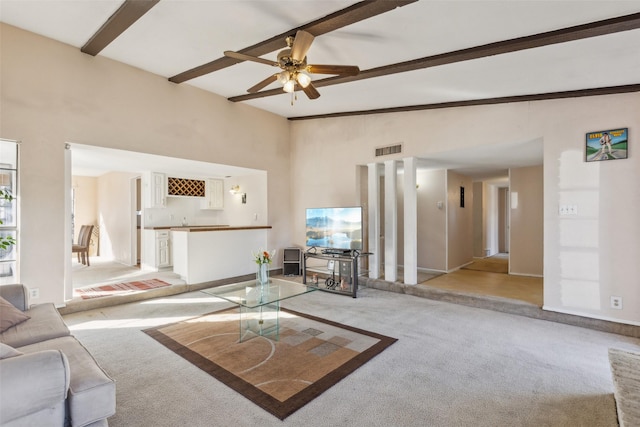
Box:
201, 278, 316, 309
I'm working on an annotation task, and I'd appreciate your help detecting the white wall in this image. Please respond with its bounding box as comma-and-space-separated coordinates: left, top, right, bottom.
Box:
446, 171, 474, 270
97, 172, 138, 264
71, 175, 97, 255
290, 93, 640, 325
0, 23, 291, 305
417, 169, 447, 271
509, 165, 543, 276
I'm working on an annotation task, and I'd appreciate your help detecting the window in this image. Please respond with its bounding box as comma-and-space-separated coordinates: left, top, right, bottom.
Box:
0, 140, 18, 284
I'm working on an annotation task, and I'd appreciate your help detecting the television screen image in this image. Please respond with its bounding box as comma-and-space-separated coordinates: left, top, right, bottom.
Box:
305, 207, 362, 250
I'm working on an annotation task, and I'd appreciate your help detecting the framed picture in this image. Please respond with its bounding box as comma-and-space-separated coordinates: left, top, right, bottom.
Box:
585, 128, 628, 162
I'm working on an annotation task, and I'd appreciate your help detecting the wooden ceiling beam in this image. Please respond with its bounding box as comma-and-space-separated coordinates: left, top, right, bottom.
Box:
82, 0, 160, 56
288, 84, 640, 120
229, 12, 640, 102
168, 0, 417, 84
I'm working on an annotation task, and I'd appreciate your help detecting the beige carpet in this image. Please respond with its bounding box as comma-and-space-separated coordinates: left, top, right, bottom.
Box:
144, 307, 396, 419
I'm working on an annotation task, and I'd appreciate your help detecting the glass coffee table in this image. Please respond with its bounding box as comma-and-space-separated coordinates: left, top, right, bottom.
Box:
202, 278, 316, 342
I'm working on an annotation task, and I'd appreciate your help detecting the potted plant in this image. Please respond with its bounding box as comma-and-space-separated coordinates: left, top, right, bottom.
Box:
0, 189, 16, 250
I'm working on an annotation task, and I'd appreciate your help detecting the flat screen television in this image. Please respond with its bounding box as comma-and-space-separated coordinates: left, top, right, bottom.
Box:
305, 206, 363, 251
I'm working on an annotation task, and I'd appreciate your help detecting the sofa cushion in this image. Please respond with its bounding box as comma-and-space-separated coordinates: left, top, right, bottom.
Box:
0, 303, 70, 348
0, 342, 22, 359
0, 349, 70, 426
0, 296, 30, 333
18, 336, 116, 427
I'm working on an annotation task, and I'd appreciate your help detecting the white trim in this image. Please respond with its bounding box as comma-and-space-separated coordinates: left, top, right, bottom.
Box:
542, 305, 640, 327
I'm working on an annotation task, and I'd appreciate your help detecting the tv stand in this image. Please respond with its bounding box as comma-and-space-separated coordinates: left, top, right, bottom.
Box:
303, 250, 368, 298
321, 248, 353, 256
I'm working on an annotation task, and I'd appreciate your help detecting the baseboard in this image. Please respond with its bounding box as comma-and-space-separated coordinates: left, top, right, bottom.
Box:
509, 272, 543, 278
543, 305, 640, 327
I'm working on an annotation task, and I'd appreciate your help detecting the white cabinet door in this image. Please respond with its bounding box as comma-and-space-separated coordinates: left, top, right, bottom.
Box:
156, 230, 171, 268
202, 178, 224, 210
148, 172, 166, 208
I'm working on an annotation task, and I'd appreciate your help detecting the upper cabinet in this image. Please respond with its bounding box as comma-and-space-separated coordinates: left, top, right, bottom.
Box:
144, 173, 223, 210
201, 178, 224, 210
145, 172, 166, 208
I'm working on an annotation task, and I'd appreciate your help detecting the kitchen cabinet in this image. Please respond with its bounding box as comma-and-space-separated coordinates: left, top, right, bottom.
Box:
146, 172, 166, 208
142, 229, 172, 270
156, 230, 171, 268
201, 178, 224, 210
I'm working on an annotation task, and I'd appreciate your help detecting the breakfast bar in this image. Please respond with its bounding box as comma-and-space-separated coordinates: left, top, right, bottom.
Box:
171, 226, 272, 285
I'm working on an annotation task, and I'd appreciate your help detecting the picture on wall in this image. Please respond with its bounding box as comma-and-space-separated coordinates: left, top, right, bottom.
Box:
585, 128, 628, 162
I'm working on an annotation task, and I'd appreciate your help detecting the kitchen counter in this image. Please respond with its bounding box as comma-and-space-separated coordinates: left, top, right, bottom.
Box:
171, 226, 271, 284
171, 225, 271, 232
144, 225, 230, 230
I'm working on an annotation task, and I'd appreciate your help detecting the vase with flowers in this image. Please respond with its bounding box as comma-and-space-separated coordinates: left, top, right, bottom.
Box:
253, 249, 275, 287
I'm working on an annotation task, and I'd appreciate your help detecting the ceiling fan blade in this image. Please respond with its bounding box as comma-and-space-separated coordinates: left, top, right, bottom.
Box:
290, 30, 315, 62
308, 64, 360, 76
224, 51, 278, 67
301, 82, 321, 100
247, 74, 278, 93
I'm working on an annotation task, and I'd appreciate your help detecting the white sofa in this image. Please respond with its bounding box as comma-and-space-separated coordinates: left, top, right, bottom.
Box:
0, 284, 116, 427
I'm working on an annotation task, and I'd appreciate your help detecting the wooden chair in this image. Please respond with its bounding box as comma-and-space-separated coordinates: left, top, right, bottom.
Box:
72, 225, 94, 266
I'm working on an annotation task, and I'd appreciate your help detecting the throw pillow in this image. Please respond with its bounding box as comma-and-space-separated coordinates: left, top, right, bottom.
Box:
0, 296, 30, 333
0, 342, 23, 359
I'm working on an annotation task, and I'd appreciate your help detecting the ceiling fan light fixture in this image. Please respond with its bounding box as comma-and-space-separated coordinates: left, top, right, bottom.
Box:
296, 72, 311, 88
283, 79, 295, 93
277, 71, 290, 85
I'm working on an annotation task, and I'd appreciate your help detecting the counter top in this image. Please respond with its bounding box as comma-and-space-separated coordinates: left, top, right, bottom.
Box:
144, 225, 229, 230
171, 225, 272, 232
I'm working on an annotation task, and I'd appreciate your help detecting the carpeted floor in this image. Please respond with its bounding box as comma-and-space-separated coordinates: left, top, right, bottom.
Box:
63, 286, 640, 426
144, 307, 396, 419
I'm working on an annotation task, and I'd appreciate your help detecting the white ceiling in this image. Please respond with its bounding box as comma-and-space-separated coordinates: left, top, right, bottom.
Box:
2, 1, 638, 178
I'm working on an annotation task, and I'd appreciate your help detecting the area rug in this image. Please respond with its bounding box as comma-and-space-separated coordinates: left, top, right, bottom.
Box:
75, 278, 171, 299
144, 307, 397, 419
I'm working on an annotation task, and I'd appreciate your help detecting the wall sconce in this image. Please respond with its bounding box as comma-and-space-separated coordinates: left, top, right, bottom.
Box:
229, 185, 247, 204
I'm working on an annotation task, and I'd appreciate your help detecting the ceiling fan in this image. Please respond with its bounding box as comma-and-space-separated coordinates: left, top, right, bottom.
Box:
224, 30, 360, 100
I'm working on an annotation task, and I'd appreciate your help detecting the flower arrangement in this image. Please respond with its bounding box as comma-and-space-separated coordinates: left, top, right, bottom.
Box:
253, 249, 275, 265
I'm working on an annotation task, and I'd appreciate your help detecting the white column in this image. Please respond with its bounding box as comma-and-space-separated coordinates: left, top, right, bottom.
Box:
367, 163, 381, 279
384, 160, 397, 282
403, 157, 418, 285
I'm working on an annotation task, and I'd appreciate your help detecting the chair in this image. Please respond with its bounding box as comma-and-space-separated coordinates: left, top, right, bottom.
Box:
72, 225, 94, 266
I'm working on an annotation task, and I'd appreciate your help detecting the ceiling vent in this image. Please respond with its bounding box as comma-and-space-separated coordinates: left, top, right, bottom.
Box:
375, 143, 402, 157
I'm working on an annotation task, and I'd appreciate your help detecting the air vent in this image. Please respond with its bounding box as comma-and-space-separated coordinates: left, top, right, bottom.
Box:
167, 177, 205, 197
375, 143, 402, 157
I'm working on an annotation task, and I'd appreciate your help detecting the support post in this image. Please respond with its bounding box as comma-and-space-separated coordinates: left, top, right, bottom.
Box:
403, 157, 418, 285
367, 163, 381, 279
384, 160, 397, 282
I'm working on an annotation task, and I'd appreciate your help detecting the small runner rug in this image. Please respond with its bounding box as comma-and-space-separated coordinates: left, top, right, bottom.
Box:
144, 307, 397, 420
76, 278, 171, 299
463, 256, 509, 274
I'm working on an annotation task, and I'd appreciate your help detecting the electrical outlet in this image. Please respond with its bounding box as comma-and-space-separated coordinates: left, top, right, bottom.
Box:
29, 288, 40, 299
610, 296, 623, 310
